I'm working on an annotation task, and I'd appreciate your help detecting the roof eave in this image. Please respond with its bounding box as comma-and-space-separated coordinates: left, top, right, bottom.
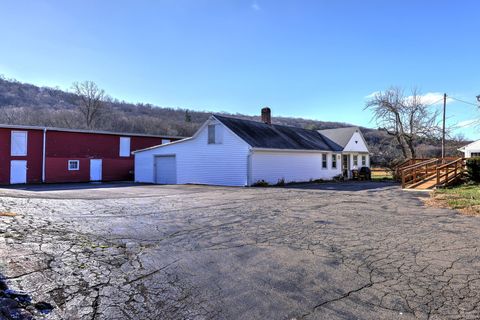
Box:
132, 137, 192, 154
251, 147, 333, 153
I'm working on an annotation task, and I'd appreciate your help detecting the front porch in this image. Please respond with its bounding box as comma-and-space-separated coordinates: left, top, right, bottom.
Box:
341, 152, 370, 179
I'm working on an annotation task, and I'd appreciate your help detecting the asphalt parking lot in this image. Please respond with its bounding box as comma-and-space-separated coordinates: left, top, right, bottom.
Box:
1, 182, 479, 320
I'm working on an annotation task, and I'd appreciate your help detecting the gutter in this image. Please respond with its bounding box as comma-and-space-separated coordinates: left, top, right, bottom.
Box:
251, 147, 332, 153
247, 149, 253, 186
42, 128, 47, 183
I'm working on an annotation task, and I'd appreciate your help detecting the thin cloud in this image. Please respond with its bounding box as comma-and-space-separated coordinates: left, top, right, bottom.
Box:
251, 1, 260, 11
364, 91, 452, 106
364, 91, 380, 99
410, 92, 452, 106
456, 119, 480, 128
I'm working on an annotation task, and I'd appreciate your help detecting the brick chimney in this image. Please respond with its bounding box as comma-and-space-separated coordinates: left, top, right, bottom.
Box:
261, 107, 271, 125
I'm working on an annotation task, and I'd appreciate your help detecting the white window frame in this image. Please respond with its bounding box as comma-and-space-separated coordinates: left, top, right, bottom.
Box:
353, 155, 358, 167
208, 124, 216, 144
471, 152, 480, 157
322, 154, 328, 169
68, 160, 80, 171
119, 137, 131, 157
332, 154, 337, 169
361, 155, 367, 166
208, 124, 223, 144
11, 131, 28, 156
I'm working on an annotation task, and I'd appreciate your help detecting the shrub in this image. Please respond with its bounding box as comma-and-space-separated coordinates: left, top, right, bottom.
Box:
252, 180, 269, 187
333, 174, 344, 181
276, 178, 286, 186
466, 157, 480, 183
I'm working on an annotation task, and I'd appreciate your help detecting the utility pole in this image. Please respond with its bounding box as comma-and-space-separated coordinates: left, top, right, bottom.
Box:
441, 93, 447, 158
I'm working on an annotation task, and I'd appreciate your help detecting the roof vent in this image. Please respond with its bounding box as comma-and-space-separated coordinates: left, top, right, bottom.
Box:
261, 107, 271, 125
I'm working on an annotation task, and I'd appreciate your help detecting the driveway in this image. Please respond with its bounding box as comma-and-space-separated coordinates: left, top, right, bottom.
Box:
0, 182, 479, 319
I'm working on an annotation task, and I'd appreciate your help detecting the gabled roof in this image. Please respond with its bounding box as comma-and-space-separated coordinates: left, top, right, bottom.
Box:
214, 115, 341, 151
317, 127, 361, 149
134, 114, 365, 154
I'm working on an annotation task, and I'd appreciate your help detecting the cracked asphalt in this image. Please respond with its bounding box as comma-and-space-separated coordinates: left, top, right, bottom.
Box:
0, 182, 479, 320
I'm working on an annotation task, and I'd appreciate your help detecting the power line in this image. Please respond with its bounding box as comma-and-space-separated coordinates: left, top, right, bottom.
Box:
449, 96, 479, 107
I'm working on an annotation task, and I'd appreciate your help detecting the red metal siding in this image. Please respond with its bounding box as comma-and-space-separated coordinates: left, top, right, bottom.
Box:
0, 127, 175, 184
44, 131, 170, 183
45, 157, 90, 183
0, 128, 43, 184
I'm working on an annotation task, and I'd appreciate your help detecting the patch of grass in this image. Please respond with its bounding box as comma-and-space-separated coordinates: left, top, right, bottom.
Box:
432, 184, 480, 215
371, 175, 394, 181
371, 168, 394, 181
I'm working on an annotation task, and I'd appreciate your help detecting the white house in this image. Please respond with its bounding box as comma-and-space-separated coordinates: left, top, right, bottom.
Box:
458, 140, 480, 158
134, 108, 370, 186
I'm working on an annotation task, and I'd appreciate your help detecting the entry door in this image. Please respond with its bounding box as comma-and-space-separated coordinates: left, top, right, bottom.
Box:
155, 156, 177, 184
342, 155, 349, 178
90, 159, 103, 181
10, 160, 27, 184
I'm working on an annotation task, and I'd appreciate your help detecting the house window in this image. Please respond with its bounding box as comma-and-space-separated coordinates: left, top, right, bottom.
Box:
322, 154, 327, 169
353, 155, 358, 167
119, 137, 131, 157
471, 152, 480, 157
208, 124, 223, 144
162, 139, 171, 144
332, 154, 337, 169
208, 125, 216, 144
362, 155, 367, 166
68, 160, 80, 171
11, 131, 28, 156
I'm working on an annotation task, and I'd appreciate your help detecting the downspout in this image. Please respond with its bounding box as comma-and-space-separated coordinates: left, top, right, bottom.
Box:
247, 149, 253, 186
42, 128, 46, 183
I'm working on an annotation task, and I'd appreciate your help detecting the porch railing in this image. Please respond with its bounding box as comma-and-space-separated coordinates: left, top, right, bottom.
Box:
436, 158, 466, 187
401, 158, 440, 188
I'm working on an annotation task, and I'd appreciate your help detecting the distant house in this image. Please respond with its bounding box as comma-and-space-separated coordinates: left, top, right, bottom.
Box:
134, 108, 370, 186
459, 140, 480, 158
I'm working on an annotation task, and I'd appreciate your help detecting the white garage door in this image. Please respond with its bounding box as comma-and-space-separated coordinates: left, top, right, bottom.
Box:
155, 156, 177, 184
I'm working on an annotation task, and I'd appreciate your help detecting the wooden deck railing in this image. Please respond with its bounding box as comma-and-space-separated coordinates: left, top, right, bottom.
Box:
436, 158, 466, 187
398, 157, 465, 189
401, 158, 440, 188
395, 158, 429, 180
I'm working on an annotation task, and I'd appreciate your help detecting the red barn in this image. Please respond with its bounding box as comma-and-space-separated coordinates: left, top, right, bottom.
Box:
0, 125, 182, 184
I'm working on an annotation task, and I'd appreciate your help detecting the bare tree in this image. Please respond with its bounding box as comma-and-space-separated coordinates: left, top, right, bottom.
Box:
71, 81, 107, 129
365, 87, 441, 159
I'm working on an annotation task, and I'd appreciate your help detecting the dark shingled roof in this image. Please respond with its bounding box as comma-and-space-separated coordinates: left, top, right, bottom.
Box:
214, 115, 341, 151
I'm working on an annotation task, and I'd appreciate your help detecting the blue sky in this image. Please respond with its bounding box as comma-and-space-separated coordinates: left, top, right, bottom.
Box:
1, 0, 479, 139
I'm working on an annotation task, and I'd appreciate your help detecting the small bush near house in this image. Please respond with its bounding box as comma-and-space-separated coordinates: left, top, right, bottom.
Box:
467, 158, 480, 183
333, 174, 344, 181
252, 180, 269, 187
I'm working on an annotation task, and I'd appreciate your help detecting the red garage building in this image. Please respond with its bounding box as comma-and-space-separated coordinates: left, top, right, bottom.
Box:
0, 125, 182, 184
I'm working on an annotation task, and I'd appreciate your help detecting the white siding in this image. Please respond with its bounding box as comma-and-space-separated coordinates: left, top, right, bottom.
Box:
250, 151, 341, 185
343, 131, 369, 152
462, 140, 480, 158
135, 119, 250, 186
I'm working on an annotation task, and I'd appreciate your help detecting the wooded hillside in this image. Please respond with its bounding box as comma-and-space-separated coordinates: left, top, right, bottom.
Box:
0, 76, 465, 166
